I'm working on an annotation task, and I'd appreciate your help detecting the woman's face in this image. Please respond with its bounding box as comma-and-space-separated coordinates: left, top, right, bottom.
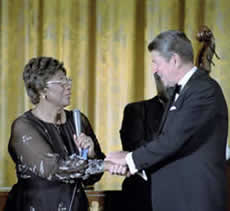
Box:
45, 70, 72, 108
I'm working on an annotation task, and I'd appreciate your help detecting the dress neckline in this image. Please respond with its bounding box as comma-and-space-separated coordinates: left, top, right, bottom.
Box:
29, 109, 68, 126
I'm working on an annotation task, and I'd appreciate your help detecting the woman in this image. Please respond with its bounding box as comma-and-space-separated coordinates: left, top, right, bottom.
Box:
5, 57, 111, 211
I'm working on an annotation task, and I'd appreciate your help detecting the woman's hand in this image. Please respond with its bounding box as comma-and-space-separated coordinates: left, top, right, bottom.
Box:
74, 133, 96, 158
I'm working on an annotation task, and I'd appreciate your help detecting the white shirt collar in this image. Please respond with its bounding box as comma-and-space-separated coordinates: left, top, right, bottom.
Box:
178, 66, 197, 90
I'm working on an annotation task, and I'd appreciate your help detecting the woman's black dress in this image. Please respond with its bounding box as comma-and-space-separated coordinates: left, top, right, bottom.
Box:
5, 110, 105, 211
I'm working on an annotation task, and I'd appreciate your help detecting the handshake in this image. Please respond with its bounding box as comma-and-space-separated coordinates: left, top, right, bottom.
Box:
75, 134, 132, 176
103, 151, 130, 176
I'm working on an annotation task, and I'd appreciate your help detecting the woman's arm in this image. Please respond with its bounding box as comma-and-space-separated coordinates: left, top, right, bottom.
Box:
8, 116, 104, 183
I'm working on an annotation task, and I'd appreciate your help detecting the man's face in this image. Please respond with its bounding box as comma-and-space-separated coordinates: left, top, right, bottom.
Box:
151, 50, 177, 87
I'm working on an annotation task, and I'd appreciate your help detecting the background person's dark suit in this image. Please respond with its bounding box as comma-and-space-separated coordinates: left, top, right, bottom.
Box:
120, 96, 164, 211
132, 68, 228, 211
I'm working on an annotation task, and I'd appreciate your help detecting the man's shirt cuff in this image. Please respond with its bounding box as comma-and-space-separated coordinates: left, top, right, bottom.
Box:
125, 152, 147, 181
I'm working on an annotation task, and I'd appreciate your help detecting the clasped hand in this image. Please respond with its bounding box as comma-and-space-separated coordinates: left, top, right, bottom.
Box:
104, 151, 130, 176
74, 136, 130, 176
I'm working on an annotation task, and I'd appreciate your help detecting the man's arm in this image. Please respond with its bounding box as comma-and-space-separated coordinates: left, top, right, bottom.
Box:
107, 81, 221, 173
132, 81, 219, 170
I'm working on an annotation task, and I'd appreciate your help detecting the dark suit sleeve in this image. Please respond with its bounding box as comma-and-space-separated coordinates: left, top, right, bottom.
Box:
120, 103, 146, 151
133, 80, 226, 170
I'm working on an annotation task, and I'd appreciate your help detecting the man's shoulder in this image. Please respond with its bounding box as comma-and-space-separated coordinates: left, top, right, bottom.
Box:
191, 69, 220, 90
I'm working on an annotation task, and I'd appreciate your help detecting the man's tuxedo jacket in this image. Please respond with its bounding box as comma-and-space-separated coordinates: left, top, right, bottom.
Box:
132, 69, 229, 211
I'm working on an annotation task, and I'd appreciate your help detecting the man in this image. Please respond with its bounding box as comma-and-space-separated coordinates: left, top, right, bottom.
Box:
120, 74, 168, 211
106, 30, 228, 211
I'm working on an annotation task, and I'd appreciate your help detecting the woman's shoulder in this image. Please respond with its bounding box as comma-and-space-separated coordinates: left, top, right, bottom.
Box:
13, 110, 31, 122
11, 110, 34, 131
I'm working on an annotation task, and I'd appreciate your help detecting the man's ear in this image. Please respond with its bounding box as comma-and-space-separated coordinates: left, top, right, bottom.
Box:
172, 53, 182, 68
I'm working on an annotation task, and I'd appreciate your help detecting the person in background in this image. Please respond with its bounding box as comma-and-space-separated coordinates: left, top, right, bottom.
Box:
120, 73, 169, 211
4, 56, 117, 211
106, 30, 228, 211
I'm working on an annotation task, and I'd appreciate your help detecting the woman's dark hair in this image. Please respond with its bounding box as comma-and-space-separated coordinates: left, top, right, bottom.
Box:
148, 30, 194, 63
23, 56, 66, 104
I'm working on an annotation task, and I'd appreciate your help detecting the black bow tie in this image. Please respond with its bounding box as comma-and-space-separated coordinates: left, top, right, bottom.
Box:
175, 84, 181, 94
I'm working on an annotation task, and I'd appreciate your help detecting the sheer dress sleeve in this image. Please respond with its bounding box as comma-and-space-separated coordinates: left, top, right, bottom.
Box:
8, 116, 104, 183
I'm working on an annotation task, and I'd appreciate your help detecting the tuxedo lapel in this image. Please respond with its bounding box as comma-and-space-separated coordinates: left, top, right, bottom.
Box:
157, 86, 177, 134
172, 69, 208, 109
158, 69, 208, 135
179, 68, 207, 96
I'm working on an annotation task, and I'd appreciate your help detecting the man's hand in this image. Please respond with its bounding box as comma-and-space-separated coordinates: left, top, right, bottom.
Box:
105, 151, 129, 165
